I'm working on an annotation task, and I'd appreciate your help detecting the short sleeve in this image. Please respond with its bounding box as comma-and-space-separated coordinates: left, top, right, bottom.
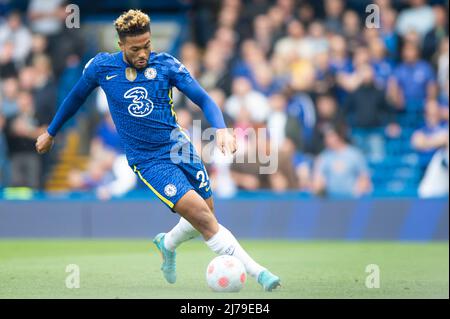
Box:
166, 54, 193, 88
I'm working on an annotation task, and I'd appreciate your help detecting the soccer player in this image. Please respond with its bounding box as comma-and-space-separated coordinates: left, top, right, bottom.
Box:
35, 9, 280, 291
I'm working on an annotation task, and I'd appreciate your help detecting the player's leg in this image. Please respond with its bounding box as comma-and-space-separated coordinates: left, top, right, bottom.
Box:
164, 144, 215, 250
205, 196, 214, 213
173, 190, 281, 291
163, 217, 200, 251
163, 191, 215, 251
173, 144, 280, 290
133, 161, 195, 284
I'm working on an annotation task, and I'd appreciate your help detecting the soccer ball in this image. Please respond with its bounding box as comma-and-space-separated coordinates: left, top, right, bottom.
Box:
206, 255, 247, 292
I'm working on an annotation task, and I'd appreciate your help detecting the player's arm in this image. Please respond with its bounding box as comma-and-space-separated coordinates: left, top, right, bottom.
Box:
36, 57, 99, 154
176, 77, 236, 155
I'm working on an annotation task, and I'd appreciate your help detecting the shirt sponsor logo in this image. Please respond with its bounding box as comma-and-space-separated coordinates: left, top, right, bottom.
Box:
124, 87, 154, 117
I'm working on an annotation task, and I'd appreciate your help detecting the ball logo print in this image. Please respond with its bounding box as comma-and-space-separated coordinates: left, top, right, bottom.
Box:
206, 255, 246, 292
124, 87, 154, 117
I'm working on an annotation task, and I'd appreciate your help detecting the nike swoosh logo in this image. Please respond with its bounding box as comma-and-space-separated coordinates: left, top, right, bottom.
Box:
106, 75, 118, 80
205, 186, 210, 192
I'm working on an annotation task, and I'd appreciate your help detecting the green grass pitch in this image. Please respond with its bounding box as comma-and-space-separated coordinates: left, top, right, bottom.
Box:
0, 240, 448, 299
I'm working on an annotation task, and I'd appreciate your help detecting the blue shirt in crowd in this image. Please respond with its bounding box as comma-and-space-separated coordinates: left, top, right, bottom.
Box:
316, 145, 369, 197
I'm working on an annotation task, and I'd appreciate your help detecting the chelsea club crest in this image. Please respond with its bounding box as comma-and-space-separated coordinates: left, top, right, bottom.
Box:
144, 67, 157, 80
164, 184, 177, 197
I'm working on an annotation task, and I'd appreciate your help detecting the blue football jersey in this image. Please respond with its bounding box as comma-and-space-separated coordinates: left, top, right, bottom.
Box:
82, 51, 193, 165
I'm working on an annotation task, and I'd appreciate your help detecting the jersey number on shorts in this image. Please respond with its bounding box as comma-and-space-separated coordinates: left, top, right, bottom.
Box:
196, 170, 210, 189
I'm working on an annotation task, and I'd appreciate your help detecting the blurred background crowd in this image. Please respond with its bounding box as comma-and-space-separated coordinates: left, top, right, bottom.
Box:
0, 0, 448, 199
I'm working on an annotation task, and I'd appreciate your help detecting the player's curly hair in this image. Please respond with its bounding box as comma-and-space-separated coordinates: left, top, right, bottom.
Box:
114, 9, 151, 39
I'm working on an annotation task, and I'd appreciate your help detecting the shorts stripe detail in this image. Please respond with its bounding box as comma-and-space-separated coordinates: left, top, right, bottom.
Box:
133, 165, 174, 208
177, 124, 191, 142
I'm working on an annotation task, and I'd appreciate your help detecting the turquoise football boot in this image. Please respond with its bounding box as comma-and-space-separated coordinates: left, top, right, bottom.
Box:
257, 270, 281, 291
152, 233, 176, 284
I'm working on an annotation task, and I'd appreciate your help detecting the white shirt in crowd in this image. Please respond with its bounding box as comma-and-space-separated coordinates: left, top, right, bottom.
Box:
224, 90, 270, 123
28, 0, 65, 35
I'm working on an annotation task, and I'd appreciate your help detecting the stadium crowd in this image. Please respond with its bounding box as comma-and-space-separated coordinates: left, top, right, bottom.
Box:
0, 0, 448, 199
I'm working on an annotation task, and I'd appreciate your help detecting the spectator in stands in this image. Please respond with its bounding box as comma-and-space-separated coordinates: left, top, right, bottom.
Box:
213, 27, 238, 64
342, 10, 364, 55
24, 33, 48, 66
217, 2, 239, 31
303, 21, 328, 59
388, 41, 438, 112
418, 137, 448, 198
423, 5, 448, 62
0, 41, 17, 78
28, 0, 84, 78
369, 38, 394, 90
48, 24, 85, 80
312, 51, 335, 95
32, 54, 56, 127
4, 91, 43, 188
31, 54, 57, 187
275, 0, 296, 25
374, 0, 393, 12
307, 93, 345, 156
323, 0, 345, 34
266, 93, 301, 192
266, 5, 287, 43
0, 111, 8, 186
379, 8, 400, 60
252, 63, 284, 97
230, 127, 270, 191
199, 46, 232, 95
242, 0, 272, 30
206, 92, 237, 199
297, 2, 315, 27
312, 124, 372, 198
27, 0, 66, 37
267, 93, 303, 151
0, 0, 446, 198
18, 65, 36, 91
232, 39, 266, 85
0, 11, 32, 65
225, 76, 270, 124
285, 87, 316, 150
328, 34, 353, 104
344, 64, 399, 162
252, 14, 275, 57
179, 42, 201, 77
411, 99, 448, 176
68, 111, 137, 200
439, 77, 449, 121
274, 19, 306, 62
0, 1, 12, 18
0, 76, 19, 118
437, 37, 449, 96
336, 45, 370, 93
396, 0, 435, 40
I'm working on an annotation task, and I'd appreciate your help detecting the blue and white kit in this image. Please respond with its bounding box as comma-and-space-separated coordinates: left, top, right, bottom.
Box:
48, 51, 226, 210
